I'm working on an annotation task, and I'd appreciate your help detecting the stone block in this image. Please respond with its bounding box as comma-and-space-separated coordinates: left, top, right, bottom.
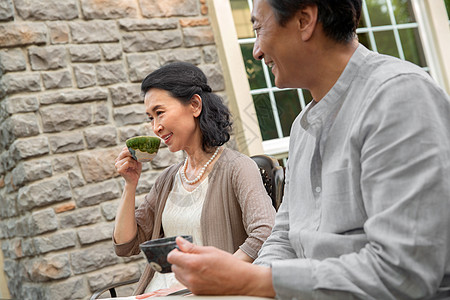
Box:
100, 43, 122, 61
139, 0, 198, 17
199, 64, 225, 91
12, 159, 52, 188
52, 155, 77, 173
26, 253, 71, 282
87, 263, 141, 291
70, 20, 120, 44
135, 171, 159, 195
203, 45, 217, 64
11, 136, 49, 160
70, 243, 119, 275
113, 104, 146, 126
1, 73, 41, 95
96, 63, 127, 86
33, 230, 76, 254
122, 30, 182, 53
78, 147, 121, 183
74, 179, 121, 207
8, 113, 40, 138
1, 238, 24, 259
73, 64, 97, 88
30, 208, 58, 235
159, 48, 202, 65
69, 45, 102, 62
14, 0, 78, 20
80, 0, 138, 19
0, 23, 47, 47
18, 176, 72, 210
77, 222, 113, 245
94, 102, 110, 125
68, 170, 85, 188
100, 200, 118, 221
0, 149, 17, 173
118, 126, 141, 142
49, 132, 85, 153
40, 104, 91, 133
45, 277, 87, 300
0, 0, 13, 21
0, 190, 18, 218
151, 147, 183, 169
183, 27, 214, 47
179, 17, 210, 27
126, 53, 160, 82
39, 87, 108, 105
29, 46, 67, 71
84, 125, 117, 149
42, 70, 72, 90
109, 84, 141, 107
0, 48, 26, 72
58, 206, 101, 228
15, 215, 31, 237
118, 19, 178, 31
48, 22, 70, 44
54, 201, 76, 214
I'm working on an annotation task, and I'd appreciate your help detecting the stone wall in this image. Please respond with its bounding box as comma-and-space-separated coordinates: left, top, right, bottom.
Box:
0, 0, 226, 299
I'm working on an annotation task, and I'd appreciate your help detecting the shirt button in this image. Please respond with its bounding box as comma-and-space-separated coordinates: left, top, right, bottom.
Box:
315, 186, 322, 193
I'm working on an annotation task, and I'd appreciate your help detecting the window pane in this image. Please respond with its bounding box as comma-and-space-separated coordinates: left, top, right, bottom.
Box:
302, 89, 314, 105
230, 0, 254, 39
445, 0, 450, 21
398, 28, 426, 67
274, 90, 301, 137
252, 93, 278, 140
373, 30, 400, 58
366, 0, 391, 26
240, 43, 266, 89
392, 0, 415, 24
357, 32, 372, 50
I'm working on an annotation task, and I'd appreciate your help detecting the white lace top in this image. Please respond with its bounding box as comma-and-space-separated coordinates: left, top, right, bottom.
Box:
145, 170, 208, 292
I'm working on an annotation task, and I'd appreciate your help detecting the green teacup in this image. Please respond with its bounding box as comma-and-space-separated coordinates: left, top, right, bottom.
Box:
126, 136, 161, 162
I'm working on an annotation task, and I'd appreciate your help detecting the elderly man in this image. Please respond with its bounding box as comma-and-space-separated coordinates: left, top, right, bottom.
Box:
168, 0, 450, 299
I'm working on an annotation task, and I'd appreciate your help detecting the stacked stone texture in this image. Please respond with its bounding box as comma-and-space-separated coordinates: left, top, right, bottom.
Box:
0, 0, 225, 299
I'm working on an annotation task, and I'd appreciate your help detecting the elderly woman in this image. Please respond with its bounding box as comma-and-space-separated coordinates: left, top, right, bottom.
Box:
113, 62, 275, 295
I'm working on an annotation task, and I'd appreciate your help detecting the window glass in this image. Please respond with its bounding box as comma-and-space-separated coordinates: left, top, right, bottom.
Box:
445, 0, 450, 22
252, 93, 278, 141
274, 90, 302, 137
373, 31, 400, 58
398, 28, 427, 67
366, 0, 391, 26
230, 0, 254, 39
392, 0, 415, 24
240, 43, 266, 89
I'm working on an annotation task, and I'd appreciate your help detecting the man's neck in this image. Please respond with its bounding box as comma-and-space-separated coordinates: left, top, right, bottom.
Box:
309, 39, 359, 102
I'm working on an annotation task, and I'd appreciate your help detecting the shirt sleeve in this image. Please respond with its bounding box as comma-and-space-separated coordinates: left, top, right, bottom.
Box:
269, 75, 450, 299
231, 155, 276, 259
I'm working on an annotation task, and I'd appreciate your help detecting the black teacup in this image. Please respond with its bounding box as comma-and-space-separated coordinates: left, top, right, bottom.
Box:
139, 235, 193, 273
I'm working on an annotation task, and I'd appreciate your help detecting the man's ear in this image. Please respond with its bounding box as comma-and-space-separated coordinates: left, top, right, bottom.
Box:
190, 94, 202, 117
297, 5, 318, 41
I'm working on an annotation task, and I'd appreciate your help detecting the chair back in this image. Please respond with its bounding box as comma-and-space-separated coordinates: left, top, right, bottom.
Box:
251, 155, 285, 210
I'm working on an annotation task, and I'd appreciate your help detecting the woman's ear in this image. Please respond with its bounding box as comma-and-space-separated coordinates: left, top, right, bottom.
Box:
297, 5, 318, 41
190, 94, 202, 118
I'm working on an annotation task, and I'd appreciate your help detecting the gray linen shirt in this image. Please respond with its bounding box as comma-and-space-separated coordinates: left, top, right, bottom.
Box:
254, 44, 450, 299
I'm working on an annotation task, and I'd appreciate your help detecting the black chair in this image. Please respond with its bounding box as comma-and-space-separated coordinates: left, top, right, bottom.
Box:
251, 154, 285, 211
90, 154, 285, 299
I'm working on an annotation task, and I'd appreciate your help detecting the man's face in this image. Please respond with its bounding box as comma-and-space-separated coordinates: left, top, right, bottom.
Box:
251, 0, 304, 88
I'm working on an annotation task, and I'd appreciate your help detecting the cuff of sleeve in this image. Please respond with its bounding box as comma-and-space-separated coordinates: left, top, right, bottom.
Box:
112, 230, 138, 256
271, 258, 315, 299
240, 243, 257, 260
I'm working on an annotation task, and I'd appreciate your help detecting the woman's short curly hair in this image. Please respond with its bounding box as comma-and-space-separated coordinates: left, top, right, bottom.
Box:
141, 62, 232, 152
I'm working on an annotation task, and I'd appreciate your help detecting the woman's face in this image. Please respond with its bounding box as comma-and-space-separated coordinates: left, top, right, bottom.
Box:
144, 88, 201, 153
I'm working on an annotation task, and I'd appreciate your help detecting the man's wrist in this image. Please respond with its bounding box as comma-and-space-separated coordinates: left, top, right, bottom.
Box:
245, 264, 276, 298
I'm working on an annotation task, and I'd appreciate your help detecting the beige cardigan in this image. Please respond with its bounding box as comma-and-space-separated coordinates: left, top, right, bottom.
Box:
113, 148, 276, 295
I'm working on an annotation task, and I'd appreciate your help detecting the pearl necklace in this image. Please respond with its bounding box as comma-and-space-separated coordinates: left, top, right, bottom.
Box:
181, 147, 220, 185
